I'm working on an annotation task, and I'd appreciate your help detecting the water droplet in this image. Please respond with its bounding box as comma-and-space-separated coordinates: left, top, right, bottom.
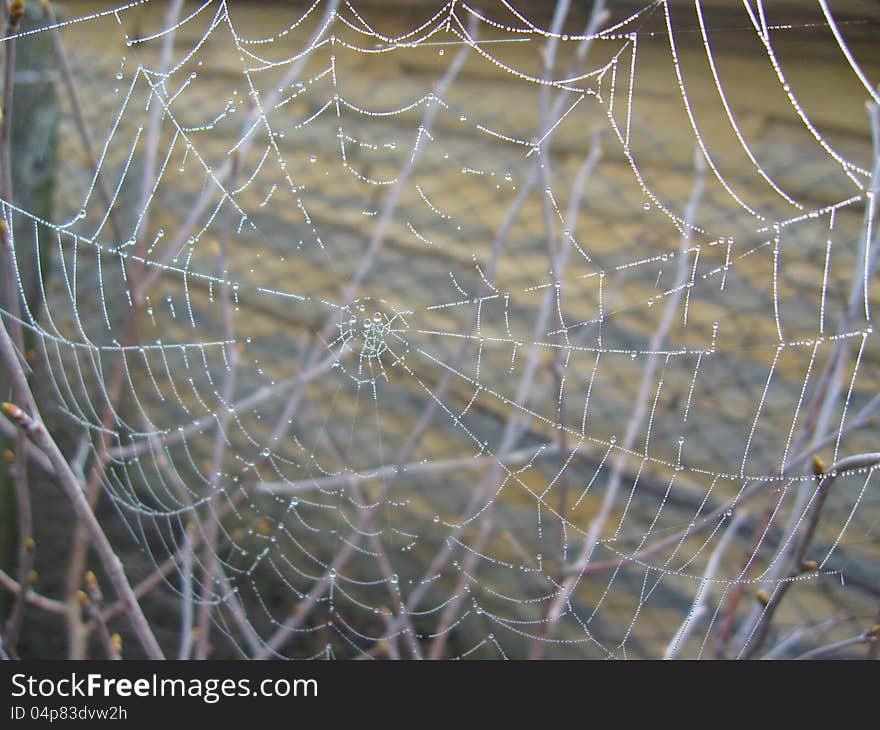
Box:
116, 72, 123, 80
328, 568, 336, 578
309, 155, 317, 163
643, 202, 651, 211
390, 574, 399, 584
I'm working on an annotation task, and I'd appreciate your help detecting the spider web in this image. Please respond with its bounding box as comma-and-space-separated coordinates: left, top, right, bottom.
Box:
3, 0, 879, 658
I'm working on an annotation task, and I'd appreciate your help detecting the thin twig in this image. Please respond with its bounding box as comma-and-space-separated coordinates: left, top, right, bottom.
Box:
41, 0, 123, 242
664, 511, 747, 659
82, 571, 120, 659
0, 0, 32, 656
386, 1, 609, 659
194, 151, 241, 660
741, 452, 880, 658
0, 565, 64, 613
0, 320, 164, 658
727, 100, 880, 657
136, 0, 342, 298
542, 147, 707, 643
254, 19, 476, 659
794, 631, 873, 660
760, 616, 841, 660
61, 0, 183, 659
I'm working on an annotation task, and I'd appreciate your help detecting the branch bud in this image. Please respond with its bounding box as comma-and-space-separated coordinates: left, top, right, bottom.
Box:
8, 0, 25, 30
84, 570, 99, 591
1, 402, 42, 435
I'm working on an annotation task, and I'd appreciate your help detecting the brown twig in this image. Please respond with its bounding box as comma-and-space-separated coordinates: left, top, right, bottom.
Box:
794, 630, 876, 660
741, 452, 880, 658
61, 0, 183, 659
193, 151, 240, 660
0, 564, 64, 614
254, 17, 476, 659
41, 0, 123, 242
663, 510, 748, 659
384, 0, 610, 660
0, 323, 163, 657
541, 146, 707, 650
868, 604, 880, 660
724, 100, 880, 658
81, 570, 120, 659
0, 0, 33, 656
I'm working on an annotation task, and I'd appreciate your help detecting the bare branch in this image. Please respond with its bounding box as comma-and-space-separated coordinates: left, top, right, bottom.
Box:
0, 320, 164, 658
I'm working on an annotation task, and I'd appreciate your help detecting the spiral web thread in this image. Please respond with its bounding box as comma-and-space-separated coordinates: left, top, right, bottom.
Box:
2, 0, 879, 658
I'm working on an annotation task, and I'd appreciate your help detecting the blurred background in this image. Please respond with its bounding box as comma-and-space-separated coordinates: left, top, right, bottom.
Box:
0, 0, 878, 659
